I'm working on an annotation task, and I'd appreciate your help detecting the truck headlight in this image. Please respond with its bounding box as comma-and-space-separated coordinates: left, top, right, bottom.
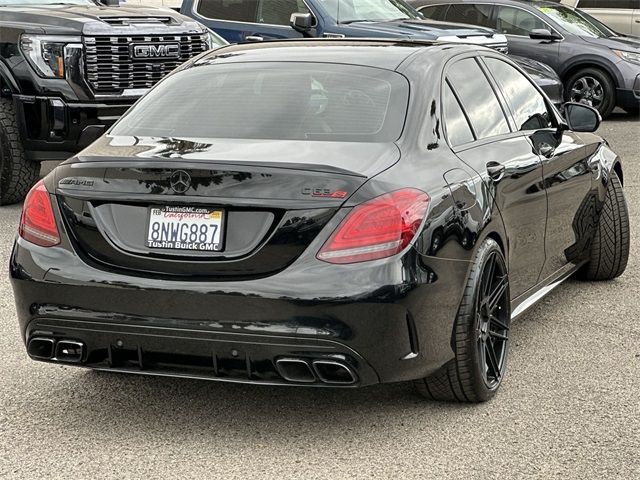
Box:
19, 35, 81, 78
613, 49, 640, 66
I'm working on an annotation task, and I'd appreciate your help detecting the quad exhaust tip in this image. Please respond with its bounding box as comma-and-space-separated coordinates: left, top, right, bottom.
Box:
275, 358, 316, 383
275, 357, 358, 385
27, 337, 55, 360
312, 359, 357, 385
27, 337, 84, 363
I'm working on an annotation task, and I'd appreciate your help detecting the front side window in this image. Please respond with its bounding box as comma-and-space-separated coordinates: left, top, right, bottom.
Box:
317, 0, 418, 24
446, 58, 510, 140
258, 0, 310, 25
445, 4, 492, 28
496, 6, 546, 35
484, 58, 553, 131
111, 63, 409, 143
443, 82, 474, 147
418, 4, 449, 21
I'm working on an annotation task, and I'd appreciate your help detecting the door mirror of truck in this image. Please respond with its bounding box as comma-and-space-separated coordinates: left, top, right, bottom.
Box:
290, 13, 313, 32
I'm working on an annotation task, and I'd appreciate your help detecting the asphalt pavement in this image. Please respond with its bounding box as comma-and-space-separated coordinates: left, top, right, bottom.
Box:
1, 111, 639, 479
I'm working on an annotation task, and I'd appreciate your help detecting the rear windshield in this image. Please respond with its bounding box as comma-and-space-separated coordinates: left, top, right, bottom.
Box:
110, 62, 409, 143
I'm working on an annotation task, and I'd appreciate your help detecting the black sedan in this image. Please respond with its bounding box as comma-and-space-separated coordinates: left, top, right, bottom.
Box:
10, 40, 630, 402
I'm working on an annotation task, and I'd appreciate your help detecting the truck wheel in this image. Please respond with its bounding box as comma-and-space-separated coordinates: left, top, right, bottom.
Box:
578, 172, 629, 281
565, 67, 616, 119
415, 239, 510, 402
0, 98, 39, 205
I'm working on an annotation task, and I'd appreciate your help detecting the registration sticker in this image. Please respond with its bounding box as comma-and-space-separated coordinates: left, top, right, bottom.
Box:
146, 206, 224, 251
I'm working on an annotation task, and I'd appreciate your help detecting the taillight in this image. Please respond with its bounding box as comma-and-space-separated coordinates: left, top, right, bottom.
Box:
19, 180, 60, 247
317, 188, 430, 264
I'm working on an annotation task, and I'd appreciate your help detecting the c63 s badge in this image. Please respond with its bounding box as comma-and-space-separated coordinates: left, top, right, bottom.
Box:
302, 187, 348, 199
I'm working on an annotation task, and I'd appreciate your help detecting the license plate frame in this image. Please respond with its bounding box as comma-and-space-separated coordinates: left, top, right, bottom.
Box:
145, 206, 225, 252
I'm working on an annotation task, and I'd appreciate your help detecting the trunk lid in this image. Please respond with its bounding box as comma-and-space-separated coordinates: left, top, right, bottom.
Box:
55, 136, 399, 279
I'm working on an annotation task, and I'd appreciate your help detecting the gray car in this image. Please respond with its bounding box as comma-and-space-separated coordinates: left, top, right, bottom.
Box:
409, 0, 640, 117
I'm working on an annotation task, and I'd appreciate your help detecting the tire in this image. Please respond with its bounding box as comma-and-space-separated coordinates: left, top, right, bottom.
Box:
578, 172, 630, 281
415, 238, 511, 402
564, 67, 616, 119
0, 98, 39, 205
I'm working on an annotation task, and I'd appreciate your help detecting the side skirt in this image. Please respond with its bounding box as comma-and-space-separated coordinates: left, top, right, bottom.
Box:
510, 262, 585, 321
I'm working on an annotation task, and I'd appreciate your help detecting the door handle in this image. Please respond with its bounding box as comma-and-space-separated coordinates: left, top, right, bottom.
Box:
245, 35, 264, 42
486, 162, 506, 182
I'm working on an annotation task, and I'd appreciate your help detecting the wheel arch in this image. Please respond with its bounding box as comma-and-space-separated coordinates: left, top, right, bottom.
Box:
0, 61, 21, 95
560, 60, 621, 90
613, 161, 623, 186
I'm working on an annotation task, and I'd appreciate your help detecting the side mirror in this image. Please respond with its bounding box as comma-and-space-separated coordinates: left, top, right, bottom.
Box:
564, 102, 601, 132
99, 0, 120, 6
290, 13, 313, 32
529, 29, 562, 41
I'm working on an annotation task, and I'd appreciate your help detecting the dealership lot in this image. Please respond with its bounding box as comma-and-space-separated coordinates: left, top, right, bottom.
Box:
0, 112, 638, 479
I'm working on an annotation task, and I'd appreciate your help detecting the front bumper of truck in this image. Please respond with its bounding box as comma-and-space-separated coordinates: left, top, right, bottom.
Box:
13, 95, 136, 161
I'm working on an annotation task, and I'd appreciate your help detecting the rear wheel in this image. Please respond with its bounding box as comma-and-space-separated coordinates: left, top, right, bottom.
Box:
578, 172, 629, 281
0, 98, 39, 205
565, 67, 616, 119
415, 239, 510, 402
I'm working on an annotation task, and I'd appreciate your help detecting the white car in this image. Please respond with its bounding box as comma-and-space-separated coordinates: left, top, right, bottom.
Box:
562, 0, 640, 36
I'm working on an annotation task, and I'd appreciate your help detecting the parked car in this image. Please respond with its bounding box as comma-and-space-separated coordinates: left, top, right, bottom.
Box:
0, 0, 225, 205
181, 0, 508, 50
181, 0, 563, 105
562, 0, 640, 37
410, 0, 640, 117
11, 39, 629, 402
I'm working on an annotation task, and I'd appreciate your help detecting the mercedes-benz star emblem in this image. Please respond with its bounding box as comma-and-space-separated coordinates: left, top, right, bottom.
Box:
169, 170, 191, 194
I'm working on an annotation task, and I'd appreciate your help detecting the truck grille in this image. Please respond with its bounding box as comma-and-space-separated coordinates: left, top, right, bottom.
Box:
84, 34, 208, 94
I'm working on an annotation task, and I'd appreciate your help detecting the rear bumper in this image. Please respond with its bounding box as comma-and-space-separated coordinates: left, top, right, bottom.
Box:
13, 95, 135, 161
10, 237, 470, 387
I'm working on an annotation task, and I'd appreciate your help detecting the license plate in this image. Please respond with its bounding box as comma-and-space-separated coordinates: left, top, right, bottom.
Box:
146, 206, 224, 251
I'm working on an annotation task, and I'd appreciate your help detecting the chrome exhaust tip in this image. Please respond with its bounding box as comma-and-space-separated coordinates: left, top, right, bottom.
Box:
275, 358, 316, 383
312, 360, 358, 385
27, 337, 55, 360
54, 340, 85, 363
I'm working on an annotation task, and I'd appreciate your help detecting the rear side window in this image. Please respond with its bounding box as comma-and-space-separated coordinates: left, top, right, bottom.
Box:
446, 58, 510, 140
496, 6, 546, 35
111, 63, 409, 143
443, 82, 475, 147
445, 4, 493, 28
418, 4, 449, 21
484, 58, 553, 131
196, 0, 258, 22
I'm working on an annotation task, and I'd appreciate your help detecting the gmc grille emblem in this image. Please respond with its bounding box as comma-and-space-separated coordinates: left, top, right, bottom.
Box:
131, 43, 180, 59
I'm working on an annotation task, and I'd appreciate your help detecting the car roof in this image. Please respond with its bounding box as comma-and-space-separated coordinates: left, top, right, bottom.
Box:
195, 38, 475, 71
419, 0, 563, 7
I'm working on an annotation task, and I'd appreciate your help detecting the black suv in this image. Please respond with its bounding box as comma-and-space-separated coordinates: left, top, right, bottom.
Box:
410, 0, 640, 118
0, 0, 223, 205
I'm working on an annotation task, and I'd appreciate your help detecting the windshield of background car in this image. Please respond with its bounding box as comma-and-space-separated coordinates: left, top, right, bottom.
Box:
110, 62, 410, 142
537, 5, 615, 37
0, 0, 93, 5
318, 0, 418, 23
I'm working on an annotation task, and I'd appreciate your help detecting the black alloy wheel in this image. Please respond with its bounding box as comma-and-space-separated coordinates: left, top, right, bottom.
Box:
476, 250, 510, 390
416, 238, 511, 402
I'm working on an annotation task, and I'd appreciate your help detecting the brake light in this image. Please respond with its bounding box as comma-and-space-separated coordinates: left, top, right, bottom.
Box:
317, 188, 430, 264
19, 180, 60, 247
